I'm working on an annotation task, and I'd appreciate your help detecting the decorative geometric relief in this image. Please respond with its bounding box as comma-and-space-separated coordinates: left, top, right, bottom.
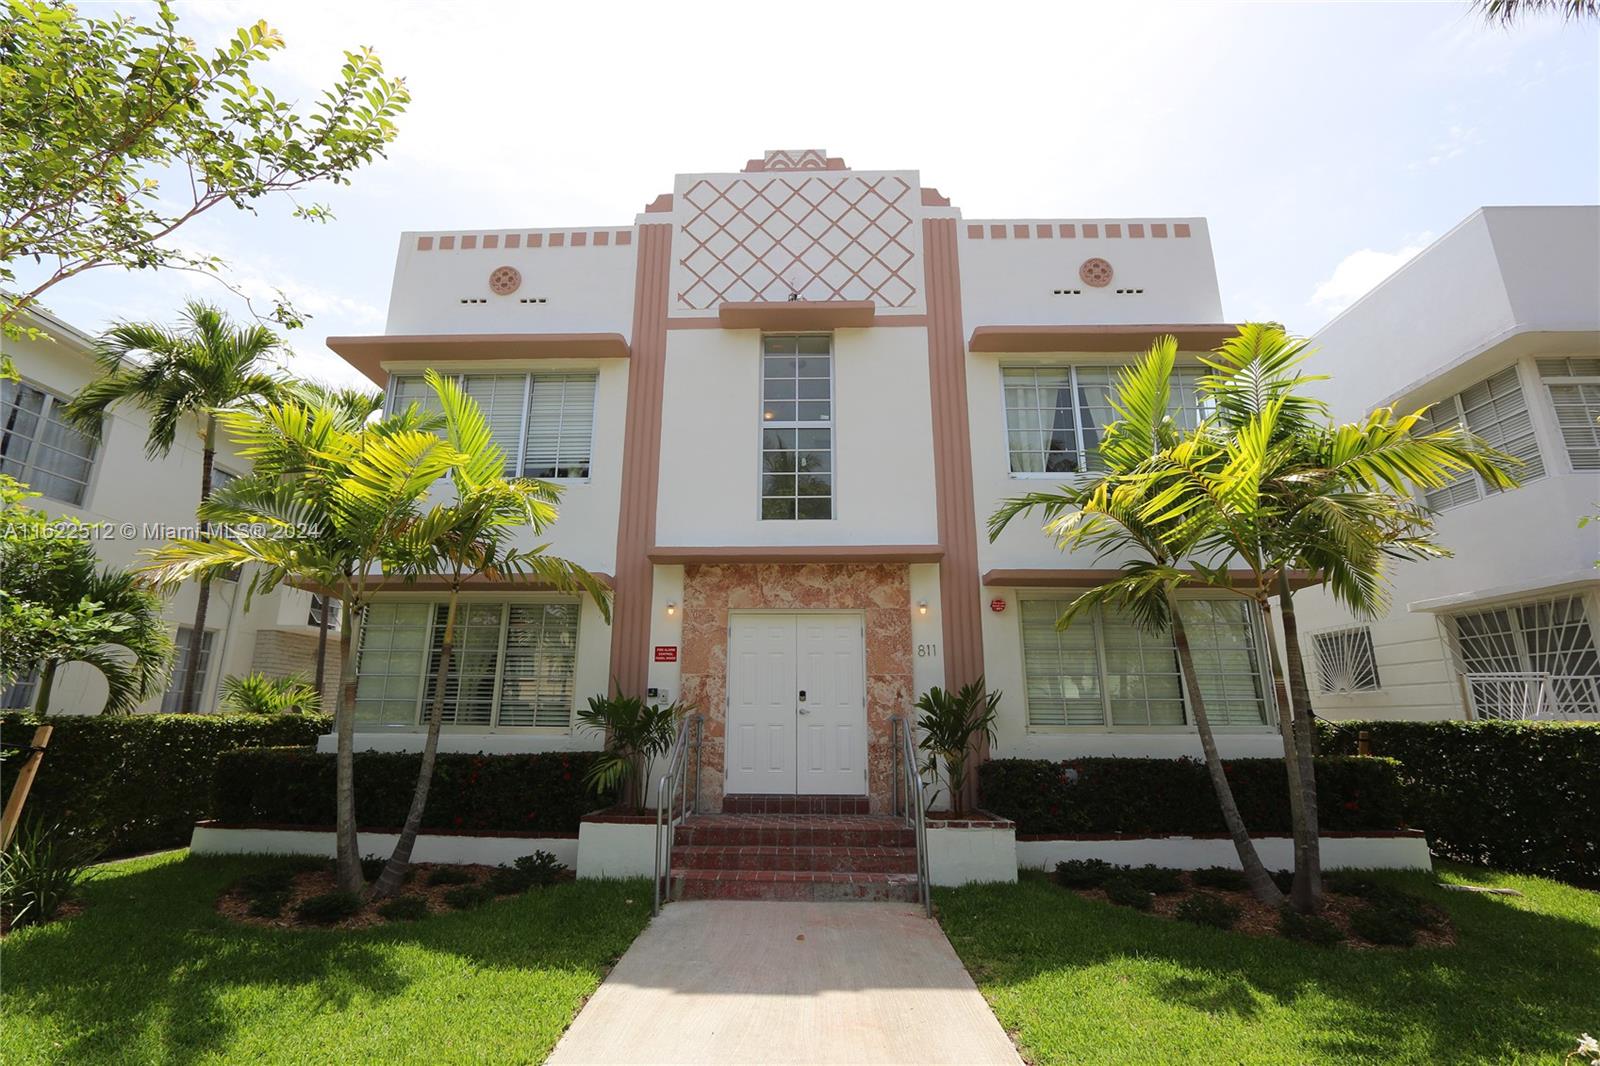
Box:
488, 265, 522, 295
761, 149, 830, 171
675, 174, 919, 310
1079, 258, 1114, 287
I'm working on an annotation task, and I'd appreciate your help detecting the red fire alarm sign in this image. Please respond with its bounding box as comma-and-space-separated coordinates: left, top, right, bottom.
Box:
989, 598, 1007, 613
654, 646, 678, 662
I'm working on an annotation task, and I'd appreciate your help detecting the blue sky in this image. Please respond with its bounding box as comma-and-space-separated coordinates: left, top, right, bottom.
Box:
16, 0, 1599, 389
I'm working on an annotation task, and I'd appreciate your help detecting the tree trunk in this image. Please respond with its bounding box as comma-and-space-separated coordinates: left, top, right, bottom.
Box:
1278, 571, 1323, 912
372, 596, 456, 900
1259, 591, 1316, 913
31, 660, 58, 717
177, 416, 217, 715
333, 596, 363, 894
1171, 595, 1284, 906
313, 596, 330, 697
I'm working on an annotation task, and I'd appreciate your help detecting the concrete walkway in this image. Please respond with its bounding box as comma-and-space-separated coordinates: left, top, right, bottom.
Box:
547, 901, 1021, 1065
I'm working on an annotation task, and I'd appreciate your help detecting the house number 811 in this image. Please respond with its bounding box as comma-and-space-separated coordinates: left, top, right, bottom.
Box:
916, 643, 939, 658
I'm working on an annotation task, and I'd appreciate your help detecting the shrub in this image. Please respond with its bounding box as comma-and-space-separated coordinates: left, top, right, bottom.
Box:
488, 850, 568, 894
425, 866, 474, 887
1054, 858, 1114, 888
1349, 904, 1418, 946
212, 748, 603, 834
1103, 876, 1155, 911
1176, 892, 1241, 930
1119, 865, 1184, 895
360, 855, 387, 881
1271, 870, 1295, 895
443, 884, 493, 910
220, 672, 321, 715
247, 890, 291, 918
295, 891, 361, 924
0, 712, 329, 855
377, 896, 430, 922
1191, 867, 1249, 892
0, 819, 99, 929
1278, 906, 1343, 947
1322, 871, 1385, 900
977, 755, 1408, 836
513, 850, 567, 887
1320, 720, 1600, 883
237, 868, 296, 897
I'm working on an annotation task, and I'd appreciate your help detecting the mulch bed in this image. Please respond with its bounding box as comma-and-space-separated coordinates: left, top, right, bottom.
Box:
1, 898, 86, 936
217, 862, 574, 931
1063, 871, 1457, 950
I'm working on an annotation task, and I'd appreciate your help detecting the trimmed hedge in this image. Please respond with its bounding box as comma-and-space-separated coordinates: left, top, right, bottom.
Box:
1320, 720, 1600, 883
978, 755, 1408, 836
0, 712, 330, 855
213, 747, 604, 834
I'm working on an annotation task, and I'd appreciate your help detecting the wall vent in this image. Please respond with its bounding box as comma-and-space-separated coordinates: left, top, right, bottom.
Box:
1051, 288, 1084, 296
518, 297, 548, 304
458, 297, 489, 304
1114, 288, 1145, 295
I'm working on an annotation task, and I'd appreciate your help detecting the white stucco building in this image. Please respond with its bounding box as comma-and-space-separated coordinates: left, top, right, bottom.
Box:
1295, 206, 1600, 722
323, 148, 1293, 817
2, 305, 334, 714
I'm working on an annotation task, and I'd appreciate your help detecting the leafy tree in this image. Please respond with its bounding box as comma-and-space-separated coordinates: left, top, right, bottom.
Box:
0, 476, 171, 714
0, 0, 409, 335
65, 301, 286, 714
369, 369, 611, 899
990, 338, 1288, 905
140, 395, 466, 894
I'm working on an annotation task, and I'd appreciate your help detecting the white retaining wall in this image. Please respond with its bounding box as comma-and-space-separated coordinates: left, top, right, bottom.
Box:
189, 824, 578, 869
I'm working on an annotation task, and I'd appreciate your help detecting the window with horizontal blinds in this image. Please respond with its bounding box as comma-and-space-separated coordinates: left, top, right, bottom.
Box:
1020, 597, 1272, 729
1419, 365, 1544, 510
0, 380, 98, 505
523, 374, 596, 479
353, 600, 580, 730
1002, 365, 1208, 475
161, 627, 216, 713
387, 371, 598, 479
1539, 357, 1600, 471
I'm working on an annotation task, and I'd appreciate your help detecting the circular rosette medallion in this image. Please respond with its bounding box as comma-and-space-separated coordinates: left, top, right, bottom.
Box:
489, 265, 522, 296
1079, 257, 1113, 288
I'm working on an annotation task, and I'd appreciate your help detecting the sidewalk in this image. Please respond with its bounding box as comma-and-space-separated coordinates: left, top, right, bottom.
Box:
547, 900, 1022, 1065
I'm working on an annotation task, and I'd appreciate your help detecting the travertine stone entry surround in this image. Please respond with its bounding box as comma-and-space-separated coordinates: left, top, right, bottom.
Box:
679, 564, 915, 813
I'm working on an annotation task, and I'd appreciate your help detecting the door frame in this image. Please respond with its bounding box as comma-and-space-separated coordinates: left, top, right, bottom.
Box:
723, 609, 868, 795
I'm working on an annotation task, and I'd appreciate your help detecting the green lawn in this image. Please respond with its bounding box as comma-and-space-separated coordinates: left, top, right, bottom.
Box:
1, 851, 651, 1065
936, 865, 1600, 1065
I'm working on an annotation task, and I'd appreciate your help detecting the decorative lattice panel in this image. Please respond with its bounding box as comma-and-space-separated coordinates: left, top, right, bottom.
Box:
670, 172, 922, 312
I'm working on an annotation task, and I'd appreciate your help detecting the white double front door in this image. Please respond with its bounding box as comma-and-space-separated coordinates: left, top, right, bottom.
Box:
725, 613, 867, 796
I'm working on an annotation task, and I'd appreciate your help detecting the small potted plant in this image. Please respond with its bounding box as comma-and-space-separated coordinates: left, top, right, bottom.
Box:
914, 679, 1000, 816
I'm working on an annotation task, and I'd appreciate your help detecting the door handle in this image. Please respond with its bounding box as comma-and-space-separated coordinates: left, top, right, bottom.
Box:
798, 707, 811, 715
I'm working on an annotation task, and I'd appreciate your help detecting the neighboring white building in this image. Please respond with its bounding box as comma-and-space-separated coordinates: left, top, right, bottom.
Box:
1, 305, 336, 714
326, 148, 1289, 814
1295, 206, 1600, 723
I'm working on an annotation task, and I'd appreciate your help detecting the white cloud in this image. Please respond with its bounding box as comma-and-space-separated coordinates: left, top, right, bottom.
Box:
1310, 237, 1432, 316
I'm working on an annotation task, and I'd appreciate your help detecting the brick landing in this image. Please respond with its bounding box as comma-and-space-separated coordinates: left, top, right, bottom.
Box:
670, 814, 919, 902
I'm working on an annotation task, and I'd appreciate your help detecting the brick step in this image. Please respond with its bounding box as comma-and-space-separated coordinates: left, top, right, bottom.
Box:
671, 869, 921, 902
671, 844, 917, 874
674, 815, 914, 849
721, 794, 871, 815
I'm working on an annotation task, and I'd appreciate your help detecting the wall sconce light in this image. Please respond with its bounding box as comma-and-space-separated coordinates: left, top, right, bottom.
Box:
917, 599, 928, 616
666, 601, 677, 617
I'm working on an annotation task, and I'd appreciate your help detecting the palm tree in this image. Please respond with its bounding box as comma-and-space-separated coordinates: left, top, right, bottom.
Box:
65, 301, 285, 714
31, 567, 172, 716
283, 379, 384, 699
990, 337, 1287, 905
140, 396, 466, 894
1473, 0, 1599, 23
1141, 324, 1520, 910
368, 370, 611, 899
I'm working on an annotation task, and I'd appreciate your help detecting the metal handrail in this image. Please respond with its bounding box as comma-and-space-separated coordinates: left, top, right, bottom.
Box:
892, 716, 931, 917
652, 714, 702, 916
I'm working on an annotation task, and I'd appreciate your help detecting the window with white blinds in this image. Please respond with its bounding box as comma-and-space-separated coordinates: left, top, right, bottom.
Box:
353, 600, 580, 730
1020, 597, 1272, 729
1417, 366, 1544, 510
0, 380, 98, 505
388, 372, 597, 479
1312, 626, 1381, 693
1538, 357, 1600, 471
1002, 365, 1209, 475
